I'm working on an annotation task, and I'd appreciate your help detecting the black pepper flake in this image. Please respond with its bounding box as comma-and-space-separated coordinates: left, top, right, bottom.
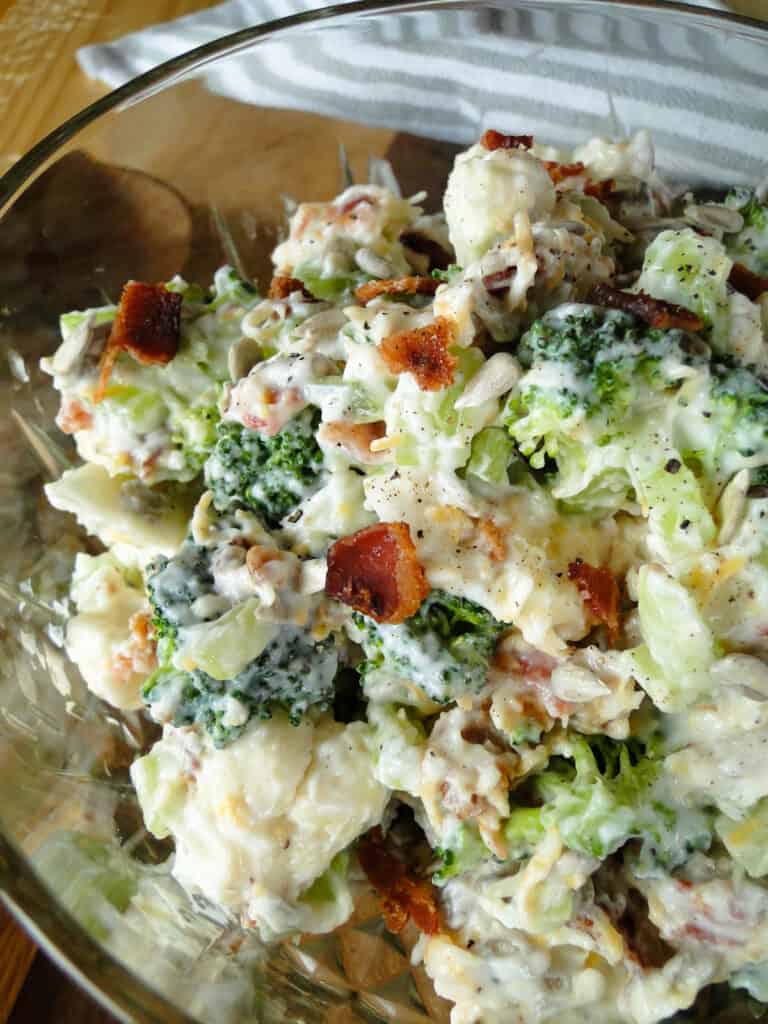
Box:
680, 519, 691, 530
665, 458, 682, 474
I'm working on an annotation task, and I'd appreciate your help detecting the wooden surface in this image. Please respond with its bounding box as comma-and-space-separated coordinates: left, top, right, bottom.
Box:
0, 906, 36, 1024
0, 0, 215, 174
0, 0, 765, 1020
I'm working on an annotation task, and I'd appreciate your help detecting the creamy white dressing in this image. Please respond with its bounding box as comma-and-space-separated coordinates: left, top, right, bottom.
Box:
43, 132, 768, 1024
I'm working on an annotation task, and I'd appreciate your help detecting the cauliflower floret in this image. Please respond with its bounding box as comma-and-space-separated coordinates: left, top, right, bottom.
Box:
423, 926, 618, 1024
66, 552, 155, 710
572, 131, 655, 183
443, 144, 556, 265
131, 714, 388, 938
45, 462, 192, 569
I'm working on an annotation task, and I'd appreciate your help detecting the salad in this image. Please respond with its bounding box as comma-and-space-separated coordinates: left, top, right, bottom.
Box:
41, 128, 768, 1024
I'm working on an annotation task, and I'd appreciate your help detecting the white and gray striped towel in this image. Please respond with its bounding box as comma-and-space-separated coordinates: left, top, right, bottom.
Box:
78, 1, 767, 185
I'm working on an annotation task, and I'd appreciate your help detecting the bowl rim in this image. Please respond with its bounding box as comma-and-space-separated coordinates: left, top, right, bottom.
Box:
0, 0, 766, 213
0, 833, 196, 1024
1, 0, 767, 1020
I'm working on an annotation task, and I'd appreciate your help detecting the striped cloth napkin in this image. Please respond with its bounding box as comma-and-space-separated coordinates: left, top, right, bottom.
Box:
78, 0, 767, 185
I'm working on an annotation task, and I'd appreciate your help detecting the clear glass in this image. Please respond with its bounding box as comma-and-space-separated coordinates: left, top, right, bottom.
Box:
0, 2, 766, 1021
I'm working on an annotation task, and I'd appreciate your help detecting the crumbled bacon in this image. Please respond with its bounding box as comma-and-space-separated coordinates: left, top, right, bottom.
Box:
379, 317, 457, 391
729, 261, 768, 301
543, 161, 615, 200
568, 559, 620, 640
493, 643, 557, 683
357, 827, 441, 936
95, 282, 181, 401
268, 275, 311, 300
56, 396, 93, 434
318, 420, 387, 464
483, 268, 515, 296
587, 283, 704, 332
544, 160, 587, 186
339, 193, 375, 215
477, 517, 507, 562
355, 275, 439, 306
113, 611, 157, 682
399, 230, 452, 272
325, 522, 429, 624
584, 178, 616, 200
480, 130, 533, 152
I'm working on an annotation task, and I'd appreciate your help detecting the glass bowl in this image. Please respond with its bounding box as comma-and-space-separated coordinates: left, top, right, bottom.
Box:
0, 2, 766, 1021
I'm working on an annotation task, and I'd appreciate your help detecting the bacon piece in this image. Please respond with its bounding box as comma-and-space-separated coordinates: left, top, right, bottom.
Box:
584, 178, 616, 200
477, 517, 507, 563
357, 827, 441, 936
399, 230, 452, 272
483, 268, 514, 296
56, 396, 93, 434
268, 275, 311, 300
318, 420, 387, 464
480, 130, 533, 152
729, 261, 768, 301
543, 161, 615, 200
325, 521, 429, 624
339, 193, 375, 215
95, 282, 181, 401
544, 160, 587, 186
587, 283, 704, 332
568, 559, 620, 640
113, 610, 157, 683
355, 275, 440, 307
379, 317, 457, 392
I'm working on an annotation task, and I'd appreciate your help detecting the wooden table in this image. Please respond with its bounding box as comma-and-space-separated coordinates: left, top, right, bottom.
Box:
0, 0, 765, 1020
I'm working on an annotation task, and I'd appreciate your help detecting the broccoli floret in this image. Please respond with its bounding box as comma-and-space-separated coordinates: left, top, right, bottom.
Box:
504, 306, 723, 522
146, 542, 217, 660
672, 360, 768, 486
354, 590, 505, 704
709, 363, 768, 450
725, 189, 768, 276
740, 193, 767, 231
516, 307, 702, 415
432, 736, 712, 882
512, 736, 712, 867
172, 404, 220, 474
143, 625, 338, 746
204, 408, 324, 527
